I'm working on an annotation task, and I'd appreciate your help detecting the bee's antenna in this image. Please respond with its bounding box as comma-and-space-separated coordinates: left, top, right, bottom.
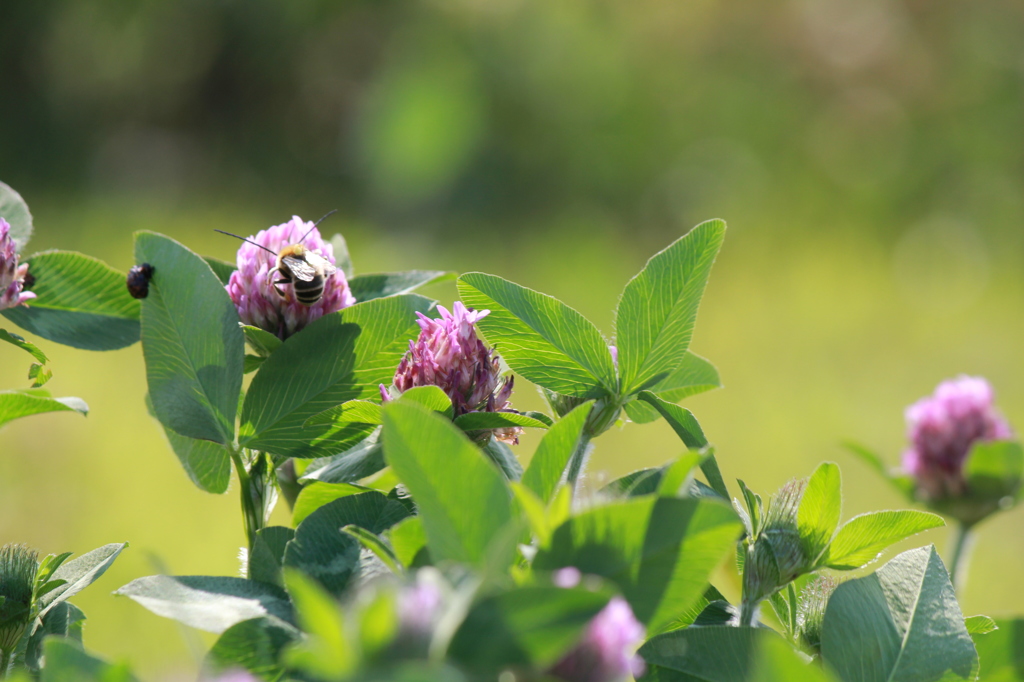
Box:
214, 230, 278, 256
314, 209, 338, 227
297, 209, 339, 243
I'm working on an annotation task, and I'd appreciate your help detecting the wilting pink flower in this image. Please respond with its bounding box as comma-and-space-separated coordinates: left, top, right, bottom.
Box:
0, 219, 35, 311
225, 216, 355, 339
549, 596, 646, 682
902, 376, 1013, 499
385, 301, 522, 443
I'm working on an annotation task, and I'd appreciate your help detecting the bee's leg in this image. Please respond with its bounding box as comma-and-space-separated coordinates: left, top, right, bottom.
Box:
268, 267, 289, 299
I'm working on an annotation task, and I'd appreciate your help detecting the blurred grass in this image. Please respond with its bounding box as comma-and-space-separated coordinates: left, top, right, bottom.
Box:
1, 201, 1023, 678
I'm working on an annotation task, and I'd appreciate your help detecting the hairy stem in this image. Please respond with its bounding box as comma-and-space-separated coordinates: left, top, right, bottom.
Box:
1, 647, 13, 679
229, 447, 261, 564
948, 522, 974, 594
564, 434, 593, 495
739, 599, 758, 628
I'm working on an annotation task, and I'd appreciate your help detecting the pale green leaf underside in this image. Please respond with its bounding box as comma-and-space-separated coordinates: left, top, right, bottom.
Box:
40, 542, 128, 616
115, 575, 294, 634
820, 546, 978, 682
0, 389, 88, 429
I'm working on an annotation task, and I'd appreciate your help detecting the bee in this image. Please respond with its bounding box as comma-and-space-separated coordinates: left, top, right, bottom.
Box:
126, 263, 154, 299
216, 211, 338, 306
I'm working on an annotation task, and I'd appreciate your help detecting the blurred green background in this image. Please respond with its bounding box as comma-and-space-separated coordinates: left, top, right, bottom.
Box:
3, 0, 1024, 678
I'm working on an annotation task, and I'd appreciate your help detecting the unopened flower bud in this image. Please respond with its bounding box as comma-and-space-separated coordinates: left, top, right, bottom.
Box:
902, 376, 1013, 506
0, 219, 36, 312
743, 479, 811, 603
225, 216, 355, 340
762, 479, 809, 581
797, 575, 838, 655
0, 544, 39, 653
387, 302, 522, 444
549, 596, 646, 682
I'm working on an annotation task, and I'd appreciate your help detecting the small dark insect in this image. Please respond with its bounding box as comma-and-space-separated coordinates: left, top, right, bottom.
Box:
215, 211, 338, 306
127, 263, 154, 299
22, 272, 35, 290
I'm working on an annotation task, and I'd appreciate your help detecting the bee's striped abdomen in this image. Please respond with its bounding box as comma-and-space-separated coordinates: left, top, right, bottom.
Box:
293, 277, 325, 305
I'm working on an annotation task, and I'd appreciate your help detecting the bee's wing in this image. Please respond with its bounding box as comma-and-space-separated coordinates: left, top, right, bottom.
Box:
282, 256, 317, 282
304, 252, 337, 276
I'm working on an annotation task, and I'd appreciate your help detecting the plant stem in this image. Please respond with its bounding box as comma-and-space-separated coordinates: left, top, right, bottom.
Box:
948, 522, 974, 594
1, 647, 12, 679
229, 447, 261, 561
564, 434, 593, 495
739, 599, 758, 628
